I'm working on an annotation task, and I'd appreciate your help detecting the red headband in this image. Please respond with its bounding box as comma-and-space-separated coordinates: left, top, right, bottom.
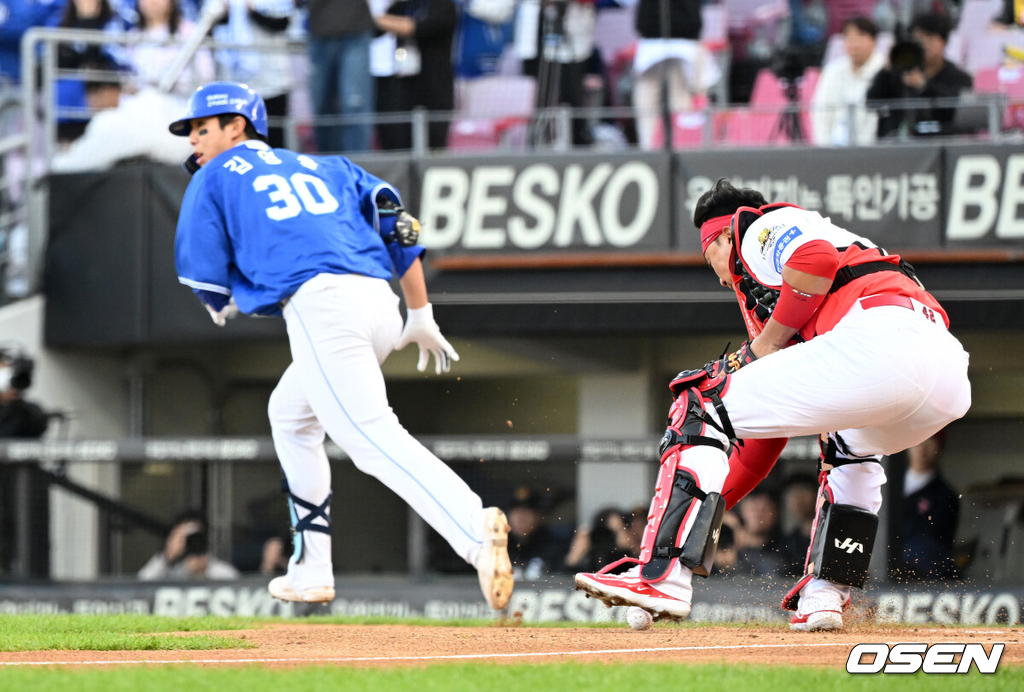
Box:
699, 214, 733, 254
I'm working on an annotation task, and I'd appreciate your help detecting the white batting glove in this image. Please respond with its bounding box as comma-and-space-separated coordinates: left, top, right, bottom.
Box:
397, 303, 460, 375
206, 299, 239, 327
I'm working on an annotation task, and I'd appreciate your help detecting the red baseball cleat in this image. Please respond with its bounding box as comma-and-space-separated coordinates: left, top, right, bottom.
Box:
574, 558, 692, 621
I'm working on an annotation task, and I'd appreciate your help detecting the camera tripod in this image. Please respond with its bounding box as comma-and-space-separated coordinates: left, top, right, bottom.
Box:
529, 0, 570, 147
771, 78, 804, 143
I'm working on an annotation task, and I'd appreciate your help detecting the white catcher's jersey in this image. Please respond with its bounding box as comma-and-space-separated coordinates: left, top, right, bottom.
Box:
738, 207, 876, 289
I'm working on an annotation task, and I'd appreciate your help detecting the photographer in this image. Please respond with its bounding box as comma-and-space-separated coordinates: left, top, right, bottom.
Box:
866, 12, 972, 138
0, 348, 48, 439
138, 512, 240, 580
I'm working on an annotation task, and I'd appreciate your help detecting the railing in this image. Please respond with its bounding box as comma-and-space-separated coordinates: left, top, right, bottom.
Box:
9, 27, 1016, 305
0, 124, 30, 306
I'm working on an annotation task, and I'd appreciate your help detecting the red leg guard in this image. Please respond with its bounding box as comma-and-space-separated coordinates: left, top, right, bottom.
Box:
721, 437, 788, 511
781, 470, 836, 611
637, 388, 729, 583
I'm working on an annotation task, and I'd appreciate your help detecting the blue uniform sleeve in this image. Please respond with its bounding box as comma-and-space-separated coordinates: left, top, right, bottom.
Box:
387, 244, 425, 278
339, 158, 403, 235
175, 172, 235, 307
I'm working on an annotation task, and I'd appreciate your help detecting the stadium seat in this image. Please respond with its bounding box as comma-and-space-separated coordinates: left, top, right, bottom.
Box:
798, 66, 820, 142
648, 95, 716, 149
594, 6, 639, 67
719, 66, 823, 146
959, 0, 1010, 73
973, 64, 1024, 130
825, 0, 880, 38
448, 76, 536, 151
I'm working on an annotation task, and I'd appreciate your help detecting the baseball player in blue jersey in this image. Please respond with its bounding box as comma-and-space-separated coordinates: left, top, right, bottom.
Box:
170, 81, 513, 609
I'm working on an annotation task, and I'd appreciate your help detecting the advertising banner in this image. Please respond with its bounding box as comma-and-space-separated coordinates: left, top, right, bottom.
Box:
675, 147, 945, 252
416, 154, 673, 253
944, 143, 1024, 245
1, 578, 1020, 625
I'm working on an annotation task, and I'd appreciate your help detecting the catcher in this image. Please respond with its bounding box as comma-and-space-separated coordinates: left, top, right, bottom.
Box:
575, 178, 970, 630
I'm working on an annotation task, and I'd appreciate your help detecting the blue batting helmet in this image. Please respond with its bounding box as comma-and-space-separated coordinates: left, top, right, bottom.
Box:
169, 81, 268, 138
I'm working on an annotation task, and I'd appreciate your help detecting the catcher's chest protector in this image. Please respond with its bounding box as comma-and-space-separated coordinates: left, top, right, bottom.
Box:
730, 203, 801, 325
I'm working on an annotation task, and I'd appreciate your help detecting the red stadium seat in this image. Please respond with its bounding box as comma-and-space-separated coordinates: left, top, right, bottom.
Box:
448, 76, 536, 151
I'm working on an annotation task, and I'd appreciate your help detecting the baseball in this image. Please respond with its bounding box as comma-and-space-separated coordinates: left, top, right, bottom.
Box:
626, 606, 653, 631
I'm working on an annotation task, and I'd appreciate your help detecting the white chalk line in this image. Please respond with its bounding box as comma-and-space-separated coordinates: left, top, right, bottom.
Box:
0, 640, 1018, 667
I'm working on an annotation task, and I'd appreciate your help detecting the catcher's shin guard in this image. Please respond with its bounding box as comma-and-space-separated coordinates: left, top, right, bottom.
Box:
639, 387, 731, 583
282, 479, 332, 564
781, 471, 879, 611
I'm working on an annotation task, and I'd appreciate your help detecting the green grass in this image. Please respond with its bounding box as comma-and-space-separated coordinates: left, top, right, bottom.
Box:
0, 662, 1020, 692
0, 615, 254, 652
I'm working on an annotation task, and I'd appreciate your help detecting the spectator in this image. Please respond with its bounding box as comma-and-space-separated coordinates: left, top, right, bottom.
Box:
50, 59, 191, 172
0, 0, 64, 86
307, 0, 376, 153
619, 0, 720, 150
563, 506, 632, 572
259, 535, 290, 574
138, 511, 240, 580
505, 486, 565, 579
0, 346, 48, 574
0, 346, 48, 439
712, 511, 741, 574
866, 12, 973, 138
453, 0, 515, 80
212, 0, 294, 149
623, 504, 646, 555
810, 17, 884, 146
375, 0, 457, 150
786, 0, 828, 64
732, 490, 784, 576
56, 0, 133, 142
127, 0, 215, 96
894, 431, 960, 581
777, 473, 818, 577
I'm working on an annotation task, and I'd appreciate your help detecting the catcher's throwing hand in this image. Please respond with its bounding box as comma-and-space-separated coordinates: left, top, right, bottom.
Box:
397, 303, 460, 374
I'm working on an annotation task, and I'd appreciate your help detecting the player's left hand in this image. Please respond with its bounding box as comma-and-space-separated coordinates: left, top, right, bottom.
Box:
206, 299, 239, 327
393, 210, 420, 247
397, 303, 460, 374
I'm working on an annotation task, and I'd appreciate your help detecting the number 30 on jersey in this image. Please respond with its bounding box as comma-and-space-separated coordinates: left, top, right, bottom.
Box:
253, 173, 339, 220
223, 151, 340, 221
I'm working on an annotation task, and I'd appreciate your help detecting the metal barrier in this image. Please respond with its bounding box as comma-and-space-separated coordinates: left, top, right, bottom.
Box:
0, 130, 29, 305
0, 435, 822, 580
8, 26, 1012, 303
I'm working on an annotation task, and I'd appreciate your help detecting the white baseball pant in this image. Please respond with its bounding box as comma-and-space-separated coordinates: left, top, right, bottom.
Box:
269, 273, 486, 591
662, 295, 971, 598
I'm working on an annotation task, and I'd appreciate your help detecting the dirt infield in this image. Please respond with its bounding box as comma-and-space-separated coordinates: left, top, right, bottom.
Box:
1, 624, 1021, 668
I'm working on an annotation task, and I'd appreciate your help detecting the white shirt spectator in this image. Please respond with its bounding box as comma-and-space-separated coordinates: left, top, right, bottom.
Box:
138, 552, 241, 580
811, 49, 885, 146
213, 0, 293, 100
51, 88, 192, 172
129, 20, 215, 95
